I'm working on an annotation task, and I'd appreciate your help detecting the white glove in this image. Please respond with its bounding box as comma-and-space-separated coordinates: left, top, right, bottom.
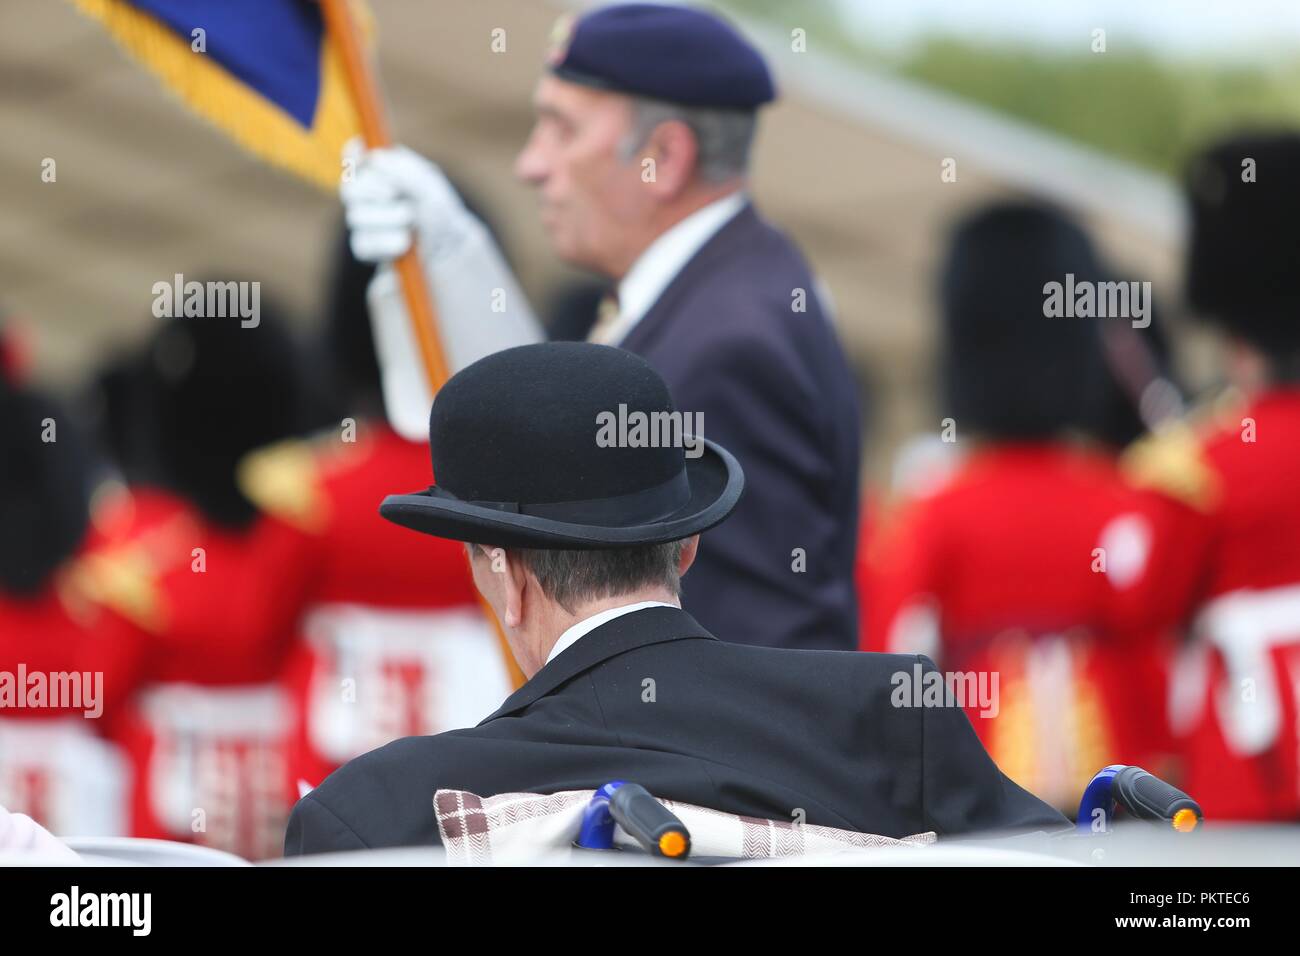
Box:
366, 227, 544, 440
341, 139, 476, 264
341, 140, 545, 440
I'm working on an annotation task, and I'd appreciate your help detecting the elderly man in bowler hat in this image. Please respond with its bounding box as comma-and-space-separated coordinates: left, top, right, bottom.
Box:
285, 342, 1066, 854
343, 3, 862, 653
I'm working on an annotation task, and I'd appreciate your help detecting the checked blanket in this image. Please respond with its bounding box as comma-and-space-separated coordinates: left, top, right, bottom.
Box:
434, 788, 936, 865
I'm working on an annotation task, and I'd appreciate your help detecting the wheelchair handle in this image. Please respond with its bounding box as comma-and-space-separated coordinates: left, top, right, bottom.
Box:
611, 783, 691, 859
1077, 764, 1202, 833
575, 781, 691, 859
1113, 766, 1201, 829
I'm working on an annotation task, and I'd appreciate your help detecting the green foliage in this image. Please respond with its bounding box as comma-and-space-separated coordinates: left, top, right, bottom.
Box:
720, 1, 1300, 175
897, 38, 1300, 175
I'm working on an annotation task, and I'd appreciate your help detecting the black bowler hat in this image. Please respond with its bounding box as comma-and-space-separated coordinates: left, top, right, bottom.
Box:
546, 4, 776, 110
379, 343, 744, 549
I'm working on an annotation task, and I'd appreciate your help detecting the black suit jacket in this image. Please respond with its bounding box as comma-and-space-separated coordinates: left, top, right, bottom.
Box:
285, 607, 1067, 854
610, 203, 862, 651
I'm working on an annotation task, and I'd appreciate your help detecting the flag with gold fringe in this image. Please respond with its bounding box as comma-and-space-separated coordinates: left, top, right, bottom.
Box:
70, 0, 368, 190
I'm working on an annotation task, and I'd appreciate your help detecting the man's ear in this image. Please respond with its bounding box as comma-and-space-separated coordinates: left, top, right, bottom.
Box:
641, 120, 699, 199
677, 535, 700, 576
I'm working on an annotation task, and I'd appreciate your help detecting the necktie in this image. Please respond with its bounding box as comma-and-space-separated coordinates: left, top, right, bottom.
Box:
586, 291, 622, 346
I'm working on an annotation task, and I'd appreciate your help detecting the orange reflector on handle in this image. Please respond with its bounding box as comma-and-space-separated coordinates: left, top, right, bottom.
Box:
658, 831, 688, 858
1172, 808, 1199, 832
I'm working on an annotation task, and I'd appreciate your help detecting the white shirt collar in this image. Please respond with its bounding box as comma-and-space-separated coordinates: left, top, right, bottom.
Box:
544, 601, 678, 666
609, 191, 748, 343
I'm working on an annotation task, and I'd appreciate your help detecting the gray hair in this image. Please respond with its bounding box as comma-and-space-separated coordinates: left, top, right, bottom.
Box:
619, 95, 757, 183
478, 540, 687, 614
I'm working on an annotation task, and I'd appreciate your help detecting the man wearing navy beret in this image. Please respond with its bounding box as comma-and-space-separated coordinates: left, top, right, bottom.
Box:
344, 4, 862, 653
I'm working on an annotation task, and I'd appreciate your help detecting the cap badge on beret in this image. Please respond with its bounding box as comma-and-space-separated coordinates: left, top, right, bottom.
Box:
546, 13, 576, 67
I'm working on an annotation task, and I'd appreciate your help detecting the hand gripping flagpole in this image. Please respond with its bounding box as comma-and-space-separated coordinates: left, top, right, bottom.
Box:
319, 0, 526, 688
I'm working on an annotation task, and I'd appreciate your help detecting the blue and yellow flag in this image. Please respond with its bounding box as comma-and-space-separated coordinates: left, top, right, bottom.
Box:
71, 0, 367, 190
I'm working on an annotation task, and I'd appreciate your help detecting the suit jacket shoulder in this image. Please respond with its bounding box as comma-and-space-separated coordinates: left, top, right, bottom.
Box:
622, 204, 841, 360
285, 734, 447, 853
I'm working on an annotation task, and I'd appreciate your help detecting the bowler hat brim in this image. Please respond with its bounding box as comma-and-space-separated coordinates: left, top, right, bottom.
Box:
379, 437, 743, 549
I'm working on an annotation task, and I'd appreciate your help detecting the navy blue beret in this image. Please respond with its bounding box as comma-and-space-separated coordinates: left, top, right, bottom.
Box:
547, 4, 776, 110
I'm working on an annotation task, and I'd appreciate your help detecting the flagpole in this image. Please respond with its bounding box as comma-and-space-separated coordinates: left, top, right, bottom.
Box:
318, 0, 450, 388
319, 0, 525, 688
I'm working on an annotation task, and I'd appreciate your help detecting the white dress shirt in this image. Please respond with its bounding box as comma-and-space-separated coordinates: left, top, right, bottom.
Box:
591, 190, 748, 346
544, 601, 678, 666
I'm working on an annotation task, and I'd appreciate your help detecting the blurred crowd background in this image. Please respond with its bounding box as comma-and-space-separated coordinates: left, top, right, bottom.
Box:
2, 0, 1299, 858
7, 0, 1300, 464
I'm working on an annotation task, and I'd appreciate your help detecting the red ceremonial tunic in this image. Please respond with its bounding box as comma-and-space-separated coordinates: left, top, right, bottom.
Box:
79, 487, 308, 859
245, 423, 515, 795
1126, 388, 1300, 821
0, 547, 147, 837
859, 443, 1174, 810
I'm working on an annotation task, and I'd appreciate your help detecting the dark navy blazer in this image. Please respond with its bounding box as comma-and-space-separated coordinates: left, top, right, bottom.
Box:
616, 203, 862, 651
285, 607, 1068, 854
